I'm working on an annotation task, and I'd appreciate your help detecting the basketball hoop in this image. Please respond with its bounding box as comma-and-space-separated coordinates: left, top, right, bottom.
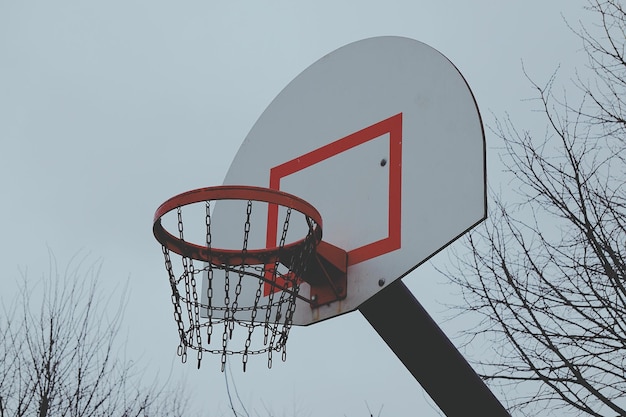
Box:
153, 185, 347, 370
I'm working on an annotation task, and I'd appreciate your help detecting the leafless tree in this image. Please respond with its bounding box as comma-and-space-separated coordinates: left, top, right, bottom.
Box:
446, 1, 626, 416
0, 256, 190, 417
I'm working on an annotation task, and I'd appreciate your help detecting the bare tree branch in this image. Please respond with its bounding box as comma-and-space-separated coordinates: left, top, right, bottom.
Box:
0, 254, 192, 417
444, 1, 626, 416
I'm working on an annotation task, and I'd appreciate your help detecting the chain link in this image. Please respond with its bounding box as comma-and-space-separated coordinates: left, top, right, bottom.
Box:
163, 245, 188, 363
159, 197, 319, 371
177, 207, 184, 239
205, 201, 214, 345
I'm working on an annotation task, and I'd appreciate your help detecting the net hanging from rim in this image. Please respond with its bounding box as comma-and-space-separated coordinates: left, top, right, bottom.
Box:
153, 186, 322, 371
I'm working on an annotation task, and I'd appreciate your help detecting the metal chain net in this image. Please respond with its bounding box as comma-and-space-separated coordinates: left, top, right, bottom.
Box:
161, 199, 317, 371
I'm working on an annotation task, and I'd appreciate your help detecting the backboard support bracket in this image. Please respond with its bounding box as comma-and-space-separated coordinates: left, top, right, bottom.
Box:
300, 240, 348, 307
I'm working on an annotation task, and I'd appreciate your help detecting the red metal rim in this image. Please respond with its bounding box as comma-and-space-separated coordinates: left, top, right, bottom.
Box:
153, 185, 323, 265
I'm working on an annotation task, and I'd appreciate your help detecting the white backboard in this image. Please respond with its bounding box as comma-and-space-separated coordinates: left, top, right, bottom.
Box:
209, 36, 486, 325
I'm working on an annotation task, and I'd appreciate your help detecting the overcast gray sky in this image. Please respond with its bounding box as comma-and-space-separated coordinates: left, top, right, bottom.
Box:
0, 1, 589, 415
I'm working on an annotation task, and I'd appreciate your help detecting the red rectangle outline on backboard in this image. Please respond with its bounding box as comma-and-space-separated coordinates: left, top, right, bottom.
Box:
265, 113, 402, 293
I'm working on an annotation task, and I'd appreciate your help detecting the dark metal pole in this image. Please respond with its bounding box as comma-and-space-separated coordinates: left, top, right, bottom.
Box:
359, 279, 511, 417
